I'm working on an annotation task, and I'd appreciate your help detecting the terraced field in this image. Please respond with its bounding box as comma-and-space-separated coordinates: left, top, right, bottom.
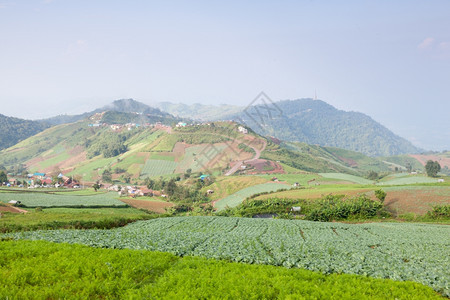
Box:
176, 144, 227, 173
5, 216, 449, 296
319, 173, 373, 185
377, 175, 439, 185
140, 160, 178, 178
214, 182, 290, 211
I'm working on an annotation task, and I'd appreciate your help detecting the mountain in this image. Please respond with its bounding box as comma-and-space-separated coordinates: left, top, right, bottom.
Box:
153, 102, 242, 121
0, 114, 50, 151
0, 111, 403, 183
42, 99, 172, 126
230, 99, 421, 157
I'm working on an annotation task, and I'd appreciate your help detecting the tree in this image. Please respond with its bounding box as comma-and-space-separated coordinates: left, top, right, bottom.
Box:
425, 160, 441, 177
367, 171, 379, 180
374, 189, 387, 204
102, 169, 113, 183
93, 182, 101, 192
0, 171, 7, 185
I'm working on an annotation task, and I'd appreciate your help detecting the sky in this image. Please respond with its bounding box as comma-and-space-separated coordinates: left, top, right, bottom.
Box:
0, 0, 449, 150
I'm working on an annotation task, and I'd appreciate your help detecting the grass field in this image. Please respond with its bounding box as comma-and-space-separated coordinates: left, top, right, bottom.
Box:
0, 207, 153, 232
254, 184, 373, 201
377, 175, 439, 185
0, 240, 440, 299
37, 149, 71, 170
140, 160, 178, 178
203, 176, 269, 201
258, 173, 318, 185
215, 182, 290, 211
176, 144, 227, 173
0, 191, 126, 208
68, 157, 117, 181
5, 217, 449, 296
149, 153, 176, 161
151, 134, 179, 152
319, 173, 374, 184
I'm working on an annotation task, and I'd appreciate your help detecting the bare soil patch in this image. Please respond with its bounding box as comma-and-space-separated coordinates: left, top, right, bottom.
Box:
382, 187, 450, 216
120, 198, 174, 214
245, 159, 285, 175
0, 205, 27, 214
409, 154, 450, 168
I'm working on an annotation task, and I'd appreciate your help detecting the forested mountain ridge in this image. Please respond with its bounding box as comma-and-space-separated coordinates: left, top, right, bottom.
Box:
0, 114, 50, 151
230, 99, 421, 157
41, 99, 172, 126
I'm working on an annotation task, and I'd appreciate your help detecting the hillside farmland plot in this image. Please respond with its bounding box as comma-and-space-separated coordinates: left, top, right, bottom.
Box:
319, 173, 373, 185
0, 191, 126, 208
140, 160, 178, 177
377, 175, 438, 185
5, 216, 449, 296
215, 182, 289, 211
176, 144, 227, 173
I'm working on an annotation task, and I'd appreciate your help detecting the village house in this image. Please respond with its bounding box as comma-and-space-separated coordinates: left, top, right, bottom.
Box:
238, 126, 248, 134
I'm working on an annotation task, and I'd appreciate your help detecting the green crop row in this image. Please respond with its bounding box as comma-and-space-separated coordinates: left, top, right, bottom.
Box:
0, 191, 126, 208
4, 216, 449, 296
140, 160, 178, 178
0, 240, 440, 299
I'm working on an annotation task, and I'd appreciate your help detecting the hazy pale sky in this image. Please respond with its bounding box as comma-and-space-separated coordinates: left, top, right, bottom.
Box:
0, 0, 449, 150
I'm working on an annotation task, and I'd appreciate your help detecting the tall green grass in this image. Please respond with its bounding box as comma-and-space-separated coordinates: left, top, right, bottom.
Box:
0, 240, 441, 299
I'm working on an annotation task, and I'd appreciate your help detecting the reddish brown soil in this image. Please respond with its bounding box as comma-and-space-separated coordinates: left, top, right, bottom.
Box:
0, 205, 27, 214
409, 154, 450, 168
120, 198, 174, 214
382, 189, 450, 216
245, 159, 285, 175
337, 156, 358, 167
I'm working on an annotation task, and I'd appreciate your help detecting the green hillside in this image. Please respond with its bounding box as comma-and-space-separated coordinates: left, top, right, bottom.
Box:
262, 141, 392, 176
0, 117, 260, 182
231, 99, 421, 157
0, 114, 49, 151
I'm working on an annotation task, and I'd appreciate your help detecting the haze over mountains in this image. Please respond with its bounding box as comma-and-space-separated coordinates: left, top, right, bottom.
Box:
0, 98, 423, 157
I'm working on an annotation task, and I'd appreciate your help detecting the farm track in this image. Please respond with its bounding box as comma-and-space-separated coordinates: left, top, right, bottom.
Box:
225, 139, 267, 176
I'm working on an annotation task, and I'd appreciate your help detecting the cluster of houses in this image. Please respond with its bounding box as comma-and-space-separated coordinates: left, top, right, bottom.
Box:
5, 172, 80, 189
107, 185, 164, 198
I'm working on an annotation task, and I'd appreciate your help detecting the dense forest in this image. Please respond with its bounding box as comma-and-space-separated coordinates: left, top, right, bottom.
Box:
0, 114, 49, 151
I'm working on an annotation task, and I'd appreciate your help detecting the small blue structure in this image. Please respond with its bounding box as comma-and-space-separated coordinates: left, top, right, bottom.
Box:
199, 174, 209, 181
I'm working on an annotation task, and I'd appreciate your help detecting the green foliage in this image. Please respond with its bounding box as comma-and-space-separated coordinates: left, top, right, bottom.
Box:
262, 147, 361, 174
367, 171, 379, 180
4, 217, 448, 296
215, 183, 291, 211
86, 132, 128, 158
425, 160, 441, 177
101, 169, 112, 183
1, 240, 441, 299
238, 143, 255, 154
0, 114, 49, 151
426, 205, 450, 219
306, 195, 385, 222
374, 189, 387, 203
0, 207, 155, 233
0, 171, 7, 184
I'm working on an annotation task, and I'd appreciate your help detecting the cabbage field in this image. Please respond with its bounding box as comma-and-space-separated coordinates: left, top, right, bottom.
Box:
0, 191, 126, 208
5, 216, 449, 296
